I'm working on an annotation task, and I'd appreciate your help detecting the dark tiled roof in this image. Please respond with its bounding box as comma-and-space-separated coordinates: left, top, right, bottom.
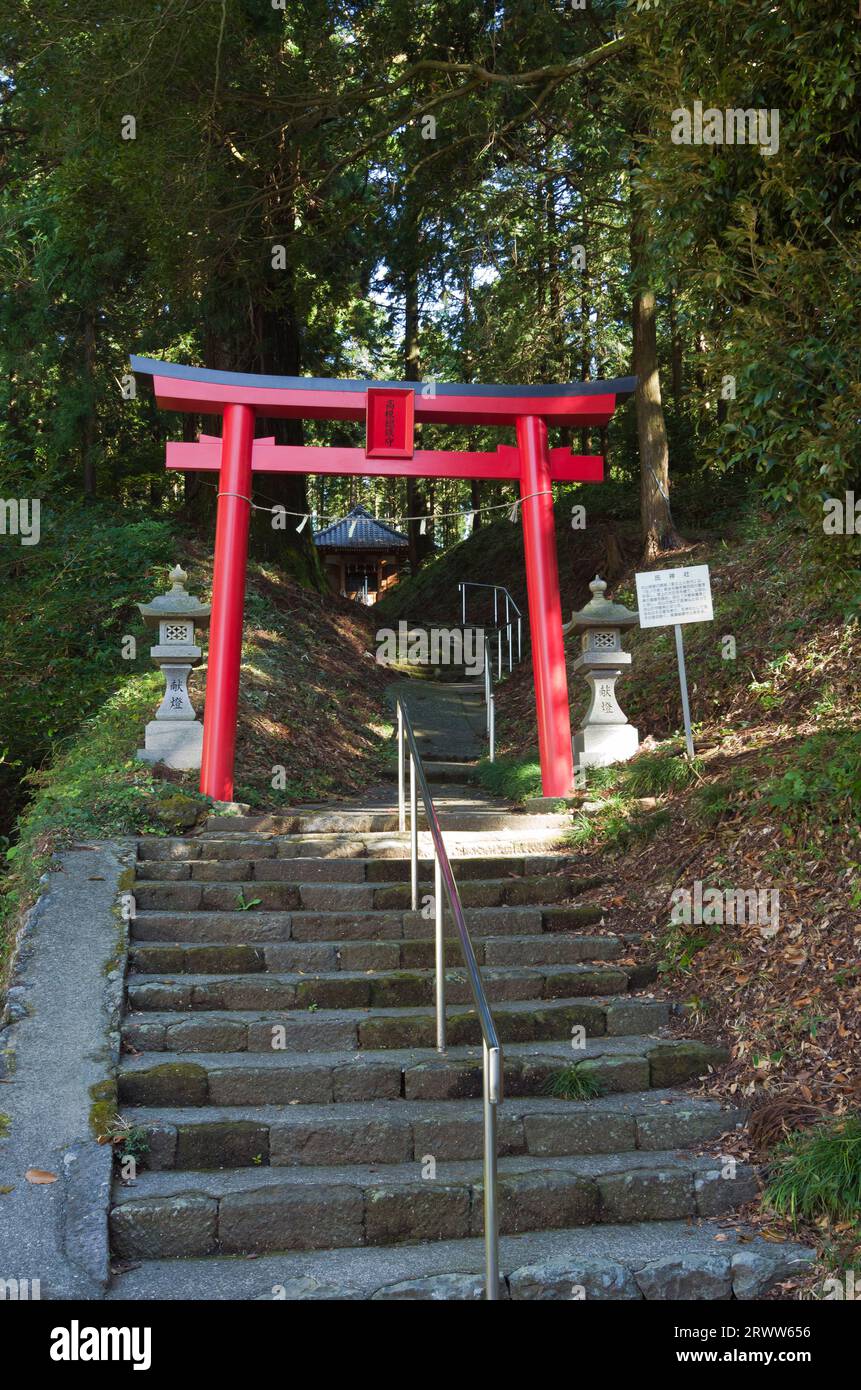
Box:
131, 356, 637, 400
314, 504, 409, 551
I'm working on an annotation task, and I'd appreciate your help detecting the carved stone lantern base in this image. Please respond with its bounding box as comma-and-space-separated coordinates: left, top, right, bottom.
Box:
137, 721, 204, 771
573, 720, 639, 771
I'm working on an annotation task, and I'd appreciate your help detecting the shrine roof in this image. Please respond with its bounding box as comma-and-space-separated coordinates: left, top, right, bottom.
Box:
314, 505, 409, 552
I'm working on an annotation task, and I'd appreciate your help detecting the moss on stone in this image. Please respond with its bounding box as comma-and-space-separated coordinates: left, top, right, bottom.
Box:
153, 795, 205, 832
120, 1061, 208, 1106
89, 1078, 118, 1139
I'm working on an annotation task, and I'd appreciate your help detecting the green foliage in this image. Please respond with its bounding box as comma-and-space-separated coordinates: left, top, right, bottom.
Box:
0, 669, 213, 976
696, 775, 749, 825
543, 1066, 604, 1102
764, 1117, 861, 1228
475, 755, 542, 805
656, 920, 719, 977
763, 732, 861, 831
636, 0, 861, 586
614, 750, 705, 798
0, 503, 177, 834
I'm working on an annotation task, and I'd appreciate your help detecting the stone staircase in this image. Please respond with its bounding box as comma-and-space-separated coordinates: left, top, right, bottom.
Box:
108, 801, 813, 1301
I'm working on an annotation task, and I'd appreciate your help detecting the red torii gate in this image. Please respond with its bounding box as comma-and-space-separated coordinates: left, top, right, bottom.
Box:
131, 357, 635, 801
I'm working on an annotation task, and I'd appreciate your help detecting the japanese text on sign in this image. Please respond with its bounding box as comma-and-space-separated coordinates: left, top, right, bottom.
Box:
635, 565, 714, 629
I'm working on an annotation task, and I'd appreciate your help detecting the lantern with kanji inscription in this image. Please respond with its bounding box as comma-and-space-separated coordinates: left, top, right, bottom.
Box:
564, 576, 639, 772
136, 565, 211, 770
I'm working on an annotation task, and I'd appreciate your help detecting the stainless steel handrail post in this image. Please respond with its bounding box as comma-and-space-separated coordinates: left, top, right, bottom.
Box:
497, 629, 502, 680
397, 703, 405, 833
484, 637, 491, 735
409, 750, 418, 911
434, 855, 446, 1052
483, 1039, 500, 1300
504, 592, 511, 674
396, 697, 503, 1300
489, 686, 495, 761
458, 582, 523, 672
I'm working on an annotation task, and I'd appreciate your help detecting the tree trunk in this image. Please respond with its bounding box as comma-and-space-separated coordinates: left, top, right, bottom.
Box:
631, 200, 684, 559
251, 300, 322, 586
694, 331, 707, 391
669, 289, 683, 401
81, 312, 97, 497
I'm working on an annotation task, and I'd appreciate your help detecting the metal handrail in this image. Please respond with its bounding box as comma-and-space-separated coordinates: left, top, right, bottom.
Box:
484, 636, 495, 760
396, 698, 503, 1300
459, 581, 523, 673
459, 580, 522, 621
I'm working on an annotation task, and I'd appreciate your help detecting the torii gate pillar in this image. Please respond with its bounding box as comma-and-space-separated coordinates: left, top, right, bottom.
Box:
517, 415, 574, 796
201, 403, 255, 801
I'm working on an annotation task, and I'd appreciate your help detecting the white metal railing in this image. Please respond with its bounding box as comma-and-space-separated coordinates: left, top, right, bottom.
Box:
484, 636, 495, 761
396, 698, 503, 1299
458, 580, 523, 675
460, 582, 523, 761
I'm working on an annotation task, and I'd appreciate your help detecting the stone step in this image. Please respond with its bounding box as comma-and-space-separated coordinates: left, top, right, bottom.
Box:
117, 1039, 730, 1107
115, 1091, 747, 1169
133, 853, 574, 882
129, 903, 605, 944
109, 1150, 758, 1259
127, 963, 641, 1014
105, 1220, 814, 1301
123, 994, 671, 1053
131, 873, 602, 914
128, 931, 629, 976
200, 810, 569, 835
424, 761, 478, 784
141, 829, 570, 860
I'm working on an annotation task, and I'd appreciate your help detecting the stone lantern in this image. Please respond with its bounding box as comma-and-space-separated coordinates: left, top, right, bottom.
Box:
564, 575, 639, 772
136, 565, 210, 770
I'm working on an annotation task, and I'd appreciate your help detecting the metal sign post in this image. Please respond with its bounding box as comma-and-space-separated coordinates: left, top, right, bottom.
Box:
635, 564, 714, 761
673, 624, 696, 760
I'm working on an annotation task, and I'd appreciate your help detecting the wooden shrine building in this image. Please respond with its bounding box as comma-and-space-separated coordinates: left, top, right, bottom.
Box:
314, 504, 409, 604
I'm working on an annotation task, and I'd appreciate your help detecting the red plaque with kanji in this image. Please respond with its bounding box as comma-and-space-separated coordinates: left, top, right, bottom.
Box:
365, 387, 415, 459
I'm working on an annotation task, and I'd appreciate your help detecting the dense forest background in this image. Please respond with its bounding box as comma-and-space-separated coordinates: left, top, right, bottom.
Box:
1, 0, 859, 832
2, 0, 858, 550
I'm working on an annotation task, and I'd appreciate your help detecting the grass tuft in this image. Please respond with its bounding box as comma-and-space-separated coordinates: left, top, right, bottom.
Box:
542, 1066, 604, 1101
763, 1116, 861, 1228
475, 755, 542, 804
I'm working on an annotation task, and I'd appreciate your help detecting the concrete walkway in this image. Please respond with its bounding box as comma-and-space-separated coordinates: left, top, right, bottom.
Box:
385, 677, 487, 763
0, 841, 135, 1299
